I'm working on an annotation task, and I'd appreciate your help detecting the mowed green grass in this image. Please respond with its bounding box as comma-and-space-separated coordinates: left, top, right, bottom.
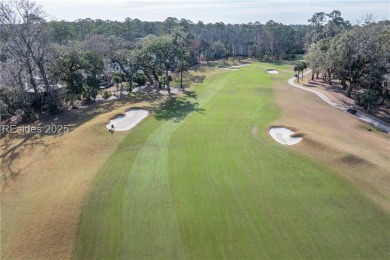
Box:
76, 63, 389, 259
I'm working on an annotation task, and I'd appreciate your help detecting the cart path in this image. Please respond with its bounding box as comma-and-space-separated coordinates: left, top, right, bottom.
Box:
287, 71, 390, 133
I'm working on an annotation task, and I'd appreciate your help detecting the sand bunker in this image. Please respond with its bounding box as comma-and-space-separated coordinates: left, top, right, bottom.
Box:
219, 64, 250, 70
267, 69, 279, 74
106, 109, 149, 131
269, 127, 302, 145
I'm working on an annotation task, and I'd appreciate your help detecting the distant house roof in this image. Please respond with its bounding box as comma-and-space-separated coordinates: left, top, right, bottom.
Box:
26, 84, 65, 93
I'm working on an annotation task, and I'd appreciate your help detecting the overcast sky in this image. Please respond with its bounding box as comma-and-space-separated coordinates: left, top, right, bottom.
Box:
33, 0, 389, 24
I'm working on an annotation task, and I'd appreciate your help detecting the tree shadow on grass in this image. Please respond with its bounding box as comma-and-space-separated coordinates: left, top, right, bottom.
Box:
180, 71, 206, 84
128, 88, 164, 103
153, 96, 205, 122
1, 133, 49, 190
190, 62, 218, 73
190, 75, 205, 83
182, 90, 198, 99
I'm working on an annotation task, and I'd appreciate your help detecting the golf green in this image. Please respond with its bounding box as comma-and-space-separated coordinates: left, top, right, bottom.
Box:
76, 63, 389, 259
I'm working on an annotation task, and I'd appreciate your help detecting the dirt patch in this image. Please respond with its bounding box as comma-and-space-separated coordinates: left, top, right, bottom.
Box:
290, 131, 305, 138
340, 154, 374, 166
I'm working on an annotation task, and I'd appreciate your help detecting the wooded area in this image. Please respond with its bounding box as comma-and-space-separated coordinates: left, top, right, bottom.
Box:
0, 0, 389, 121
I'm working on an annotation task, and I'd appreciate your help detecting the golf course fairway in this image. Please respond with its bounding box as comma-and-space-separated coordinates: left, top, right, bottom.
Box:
76, 63, 389, 259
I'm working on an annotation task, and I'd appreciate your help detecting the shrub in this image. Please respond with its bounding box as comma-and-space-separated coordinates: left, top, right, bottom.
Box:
134, 74, 146, 85
48, 102, 59, 115
23, 109, 37, 122
355, 89, 379, 107
102, 91, 111, 99
0, 100, 8, 121
113, 75, 122, 85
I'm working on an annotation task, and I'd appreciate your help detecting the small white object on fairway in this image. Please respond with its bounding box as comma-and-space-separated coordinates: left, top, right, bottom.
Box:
267, 69, 279, 74
106, 109, 149, 131
269, 127, 302, 145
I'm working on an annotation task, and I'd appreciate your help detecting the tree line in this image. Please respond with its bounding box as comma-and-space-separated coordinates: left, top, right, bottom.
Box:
305, 11, 390, 113
0, 0, 388, 122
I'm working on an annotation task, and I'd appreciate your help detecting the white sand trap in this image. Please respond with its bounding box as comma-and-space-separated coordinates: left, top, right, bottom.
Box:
267, 69, 279, 74
269, 127, 302, 145
106, 109, 149, 131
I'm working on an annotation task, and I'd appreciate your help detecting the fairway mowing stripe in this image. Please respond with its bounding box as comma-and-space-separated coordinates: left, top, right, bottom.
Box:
120, 71, 232, 258
121, 122, 186, 258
